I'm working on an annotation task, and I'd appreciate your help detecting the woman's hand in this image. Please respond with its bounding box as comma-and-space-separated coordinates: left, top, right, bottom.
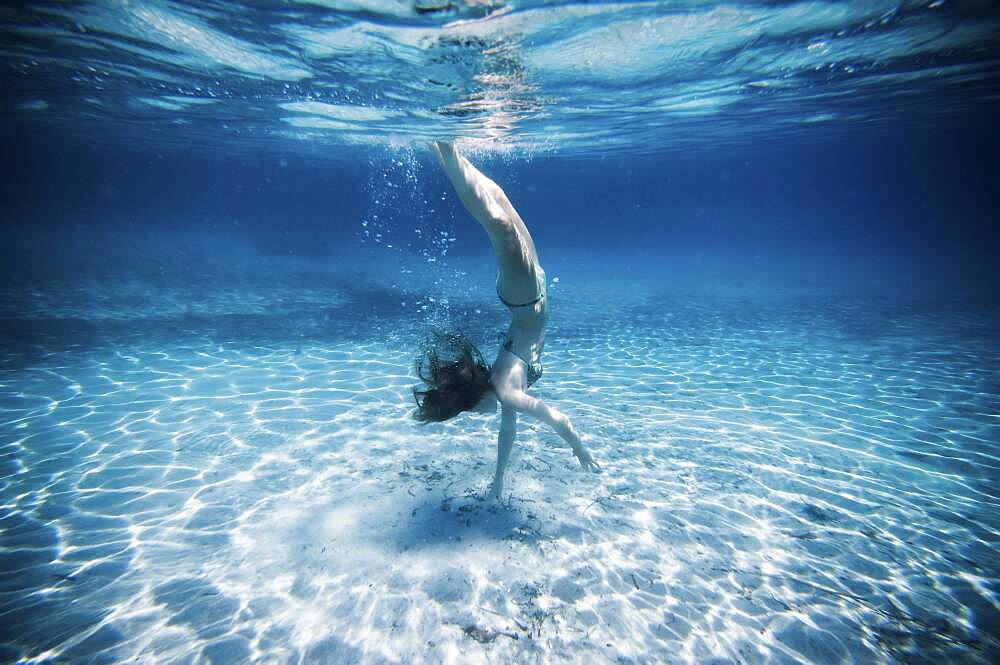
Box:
573, 444, 602, 473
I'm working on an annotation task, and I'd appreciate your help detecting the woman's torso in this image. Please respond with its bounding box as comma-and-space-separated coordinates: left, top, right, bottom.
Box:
491, 210, 547, 374
497, 264, 547, 370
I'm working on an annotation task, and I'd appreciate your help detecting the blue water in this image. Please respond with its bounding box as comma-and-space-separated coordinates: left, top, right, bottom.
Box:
2, 1, 999, 664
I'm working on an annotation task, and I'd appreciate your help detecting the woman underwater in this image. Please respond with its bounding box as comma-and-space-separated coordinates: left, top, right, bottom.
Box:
414, 141, 600, 498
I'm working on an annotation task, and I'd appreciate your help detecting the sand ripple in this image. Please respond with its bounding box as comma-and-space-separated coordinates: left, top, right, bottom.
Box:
1, 267, 998, 664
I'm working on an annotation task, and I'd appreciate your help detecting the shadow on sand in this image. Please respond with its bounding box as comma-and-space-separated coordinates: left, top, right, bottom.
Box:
388, 494, 545, 552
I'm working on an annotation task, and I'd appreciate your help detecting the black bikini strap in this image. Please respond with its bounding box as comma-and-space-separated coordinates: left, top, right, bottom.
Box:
497, 288, 543, 308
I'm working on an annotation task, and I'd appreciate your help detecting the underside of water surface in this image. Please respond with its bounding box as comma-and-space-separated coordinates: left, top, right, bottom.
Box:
3, 0, 999, 155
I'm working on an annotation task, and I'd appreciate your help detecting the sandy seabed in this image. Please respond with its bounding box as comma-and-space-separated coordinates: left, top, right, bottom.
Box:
0, 248, 998, 664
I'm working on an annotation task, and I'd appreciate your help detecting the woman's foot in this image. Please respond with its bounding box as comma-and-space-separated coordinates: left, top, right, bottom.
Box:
431, 140, 456, 164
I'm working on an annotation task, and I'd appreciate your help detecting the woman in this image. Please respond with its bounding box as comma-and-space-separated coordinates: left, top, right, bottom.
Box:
414, 141, 600, 499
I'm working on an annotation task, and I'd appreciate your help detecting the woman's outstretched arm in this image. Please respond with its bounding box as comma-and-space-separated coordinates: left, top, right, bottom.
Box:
495, 386, 600, 472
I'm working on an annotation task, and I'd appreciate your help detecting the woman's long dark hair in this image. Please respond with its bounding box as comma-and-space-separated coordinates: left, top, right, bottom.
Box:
413, 330, 491, 422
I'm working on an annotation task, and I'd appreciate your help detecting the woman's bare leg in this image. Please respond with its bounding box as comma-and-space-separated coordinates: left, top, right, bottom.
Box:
432, 141, 540, 296
432, 141, 513, 240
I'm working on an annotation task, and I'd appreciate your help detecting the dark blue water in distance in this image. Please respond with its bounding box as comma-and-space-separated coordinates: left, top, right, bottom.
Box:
1, 1, 999, 664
